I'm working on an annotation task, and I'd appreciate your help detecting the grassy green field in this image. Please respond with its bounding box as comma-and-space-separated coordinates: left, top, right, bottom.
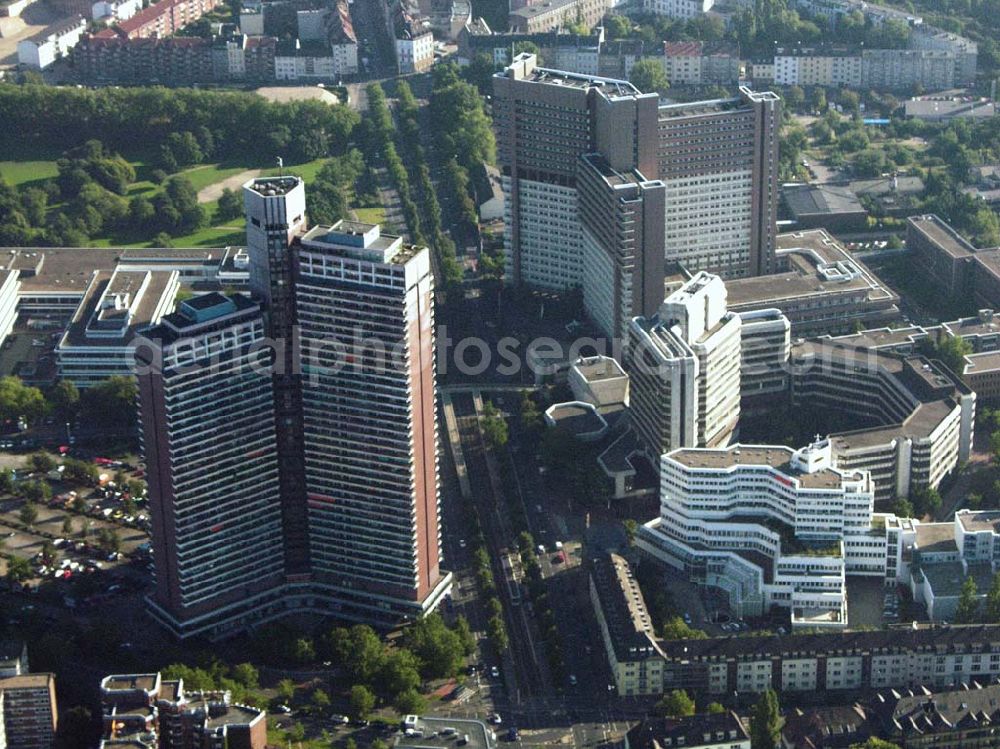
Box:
354, 206, 387, 225
0, 160, 60, 188
3, 153, 363, 248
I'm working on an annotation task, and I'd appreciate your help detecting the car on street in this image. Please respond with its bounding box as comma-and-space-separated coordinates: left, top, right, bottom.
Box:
568, 674, 577, 686
506, 728, 519, 742
490, 665, 500, 678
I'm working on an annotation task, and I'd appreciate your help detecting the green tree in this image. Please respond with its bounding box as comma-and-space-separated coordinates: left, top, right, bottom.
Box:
62, 515, 74, 535
215, 187, 243, 222
321, 624, 386, 683
403, 613, 465, 679
394, 688, 427, 715
19, 502, 38, 527
276, 678, 295, 704
629, 58, 670, 95
480, 402, 509, 448
655, 689, 696, 718
231, 663, 259, 689
706, 702, 726, 714
349, 684, 376, 720
0, 376, 48, 425
453, 614, 476, 656
311, 688, 331, 712
750, 689, 782, 749
48, 380, 80, 423
623, 519, 638, 547
54, 704, 97, 749
80, 376, 137, 430
29, 452, 54, 473
5, 556, 31, 587
96, 527, 121, 554
660, 616, 708, 640
986, 573, 1000, 622
377, 649, 422, 698
956, 575, 980, 623
849, 739, 901, 749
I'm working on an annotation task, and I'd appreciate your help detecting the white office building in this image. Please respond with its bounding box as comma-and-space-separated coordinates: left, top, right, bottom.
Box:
638, 439, 883, 628
627, 273, 741, 460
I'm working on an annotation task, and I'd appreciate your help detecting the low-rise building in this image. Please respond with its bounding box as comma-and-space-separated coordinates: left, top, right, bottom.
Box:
0, 674, 57, 749
589, 553, 664, 696
726, 229, 900, 336
907, 214, 1000, 310
625, 712, 750, 749
17, 15, 86, 69
791, 339, 975, 503
782, 183, 868, 233
643, 0, 714, 20
904, 96, 996, 121
100, 673, 266, 747
55, 268, 178, 388
393, 0, 433, 73
91, 0, 140, 22
508, 0, 613, 33
0, 642, 27, 680
661, 624, 1000, 695
569, 355, 629, 408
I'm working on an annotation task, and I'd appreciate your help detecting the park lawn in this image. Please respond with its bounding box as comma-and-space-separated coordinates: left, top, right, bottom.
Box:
279, 157, 329, 184
0, 160, 60, 188
179, 163, 257, 193
354, 206, 387, 225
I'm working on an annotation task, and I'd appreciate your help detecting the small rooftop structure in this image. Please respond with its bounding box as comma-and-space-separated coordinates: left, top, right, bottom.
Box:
544, 401, 609, 441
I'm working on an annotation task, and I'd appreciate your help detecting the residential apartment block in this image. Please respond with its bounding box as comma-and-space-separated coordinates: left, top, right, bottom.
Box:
625, 713, 750, 749
135, 177, 451, 638
94, 0, 223, 39
393, 0, 433, 73
508, 0, 614, 33
0, 674, 57, 749
661, 625, 1000, 695
643, 0, 714, 20
16, 16, 86, 69
589, 553, 664, 696
100, 673, 266, 748
73, 33, 276, 85
137, 293, 286, 637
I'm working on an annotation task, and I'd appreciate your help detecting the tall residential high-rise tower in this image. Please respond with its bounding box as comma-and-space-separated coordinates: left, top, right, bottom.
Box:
494, 53, 780, 338
244, 177, 310, 575
137, 293, 285, 637
137, 177, 451, 639
295, 221, 449, 619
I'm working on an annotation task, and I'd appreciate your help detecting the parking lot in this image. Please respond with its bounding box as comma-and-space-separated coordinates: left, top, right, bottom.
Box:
0, 454, 151, 611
